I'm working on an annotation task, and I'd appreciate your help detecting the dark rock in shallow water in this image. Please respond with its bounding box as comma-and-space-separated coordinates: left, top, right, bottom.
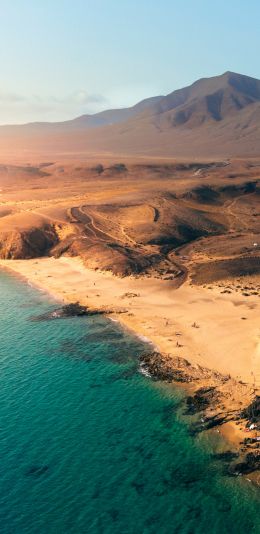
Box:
30, 302, 107, 321
131, 477, 146, 495
83, 328, 124, 343
241, 396, 260, 429
112, 367, 137, 381
186, 387, 219, 414
57, 303, 91, 316
189, 414, 228, 435
108, 509, 119, 522
139, 351, 190, 382
243, 437, 260, 445
25, 465, 49, 477
228, 452, 260, 475
212, 451, 239, 462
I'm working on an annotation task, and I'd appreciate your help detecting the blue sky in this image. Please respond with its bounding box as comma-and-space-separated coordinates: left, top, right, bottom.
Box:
0, 0, 259, 123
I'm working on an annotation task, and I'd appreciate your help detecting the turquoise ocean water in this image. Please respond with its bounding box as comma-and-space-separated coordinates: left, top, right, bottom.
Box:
0, 270, 259, 534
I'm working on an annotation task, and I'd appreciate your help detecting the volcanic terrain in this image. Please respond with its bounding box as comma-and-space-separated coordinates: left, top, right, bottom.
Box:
0, 158, 259, 288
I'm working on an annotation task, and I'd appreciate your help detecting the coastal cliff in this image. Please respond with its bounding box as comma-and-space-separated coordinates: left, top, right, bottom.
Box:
0, 225, 58, 259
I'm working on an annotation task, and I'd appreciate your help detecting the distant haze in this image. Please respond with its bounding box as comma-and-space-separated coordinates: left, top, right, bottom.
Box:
0, 72, 259, 159
0, 1, 259, 123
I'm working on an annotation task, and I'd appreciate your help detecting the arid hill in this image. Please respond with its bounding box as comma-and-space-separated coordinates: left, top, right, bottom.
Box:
141, 71, 260, 125
0, 158, 259, 285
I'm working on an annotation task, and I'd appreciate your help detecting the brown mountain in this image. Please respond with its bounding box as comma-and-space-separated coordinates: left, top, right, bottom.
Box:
0, 72, 259, 158
139, 71, 260, 126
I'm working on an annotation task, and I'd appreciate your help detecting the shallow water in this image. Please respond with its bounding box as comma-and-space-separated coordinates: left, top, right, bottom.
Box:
0, 270, 259, 534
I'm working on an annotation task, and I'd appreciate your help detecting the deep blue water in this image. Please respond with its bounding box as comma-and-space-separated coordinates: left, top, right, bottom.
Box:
0, 270, 259, 534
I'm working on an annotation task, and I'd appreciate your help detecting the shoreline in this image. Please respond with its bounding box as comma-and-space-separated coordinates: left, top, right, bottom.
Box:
0, 256, 259, 477
1, 256, 258, 382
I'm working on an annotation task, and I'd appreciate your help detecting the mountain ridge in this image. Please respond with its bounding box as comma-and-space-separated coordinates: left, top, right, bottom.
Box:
0, 71, 259, 158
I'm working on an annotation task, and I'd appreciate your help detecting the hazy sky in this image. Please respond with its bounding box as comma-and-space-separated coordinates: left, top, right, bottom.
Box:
0, 0, 259, 123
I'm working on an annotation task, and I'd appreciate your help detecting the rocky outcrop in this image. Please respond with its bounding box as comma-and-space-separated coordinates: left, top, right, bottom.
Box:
0, 225, 58, 259
139, 351, 229, 384
228, 452, 260, 475
186, 387, 219, 414
139, 350, 260, 476
241, 396, 260, 429
31, 302, 112, 321
139, 352, 193, 382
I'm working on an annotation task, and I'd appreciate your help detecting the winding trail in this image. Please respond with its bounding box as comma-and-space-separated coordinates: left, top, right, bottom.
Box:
225, 192, 254, 233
